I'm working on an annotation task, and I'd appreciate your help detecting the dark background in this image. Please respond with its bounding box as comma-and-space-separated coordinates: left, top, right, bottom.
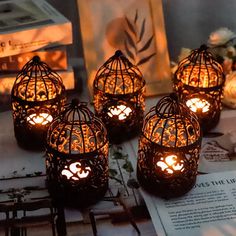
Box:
49, 0, 236, 62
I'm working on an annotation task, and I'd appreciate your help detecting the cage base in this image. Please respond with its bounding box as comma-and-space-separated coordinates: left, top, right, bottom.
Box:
108, 125, 141, 144
200, 112, 220, 134
137, 170, 196, 199
47, 181, 108, 208
14, 124, 47, 151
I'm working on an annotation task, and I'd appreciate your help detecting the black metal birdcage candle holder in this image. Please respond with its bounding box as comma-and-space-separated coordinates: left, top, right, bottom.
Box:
46, 99, 109, 207
11, 56, 66, 150
93, 50, 145, 144
137, 94, 202, 199
174, 45, 225, 133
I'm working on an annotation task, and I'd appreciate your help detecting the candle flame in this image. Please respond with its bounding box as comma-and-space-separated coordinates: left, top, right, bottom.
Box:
107, 104, 132, 120
62, 162, 91, 180
186, 98, 210, 113
156, 155, 184, 174
27, 113, 53, 125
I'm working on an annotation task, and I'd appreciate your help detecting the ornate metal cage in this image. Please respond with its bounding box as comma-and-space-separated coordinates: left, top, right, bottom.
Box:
11, 56, 66, 150
174, 45, 225, 133
137, 94, 202, 198
93, 50, 145, 143
46, 99, 109, 207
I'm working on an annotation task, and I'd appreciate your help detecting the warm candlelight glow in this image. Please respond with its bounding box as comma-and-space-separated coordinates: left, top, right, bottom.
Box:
27, 113, 53, 125
186, 98, 210, 113
107, 104, 132, 120
156, 154, 184, 174
62, 162, 91, 180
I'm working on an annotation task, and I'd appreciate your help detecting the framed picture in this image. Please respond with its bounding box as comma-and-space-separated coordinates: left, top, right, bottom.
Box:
77, 0, 172, 97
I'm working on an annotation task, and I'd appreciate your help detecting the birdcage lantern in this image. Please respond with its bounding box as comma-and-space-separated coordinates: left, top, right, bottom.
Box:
11, 56, 66, 150
93, 50, 145, 143
46, 99, 109, 207
174, 45, 225, 133
137, 94, 202, 198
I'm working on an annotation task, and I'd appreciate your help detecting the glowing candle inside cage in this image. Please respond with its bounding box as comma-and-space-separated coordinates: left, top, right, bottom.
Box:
27, 113, 53, 125
156, 154, 184, 174
186, 98, 210, 113
61, 162, 91, 180
107, 104, 132, 120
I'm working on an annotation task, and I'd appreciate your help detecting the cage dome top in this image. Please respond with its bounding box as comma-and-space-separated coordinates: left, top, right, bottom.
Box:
94, 50, 145, 95
47, 99, 108, 155
142, 93, 201, 148
175, 45, 224, 88
12, 56, 65, 102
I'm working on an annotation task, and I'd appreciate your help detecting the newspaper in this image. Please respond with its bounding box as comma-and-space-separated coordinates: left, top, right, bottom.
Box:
151, 170, 236, 236
199, 110, 236, 174
125, 109, 236, 236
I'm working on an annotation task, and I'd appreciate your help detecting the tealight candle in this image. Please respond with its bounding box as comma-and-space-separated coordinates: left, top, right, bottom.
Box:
186, 98, 210, 113
62, 162, 91, 180
156, 154, 184, 175
107, 104, 132, 120
27, 113, 53, 126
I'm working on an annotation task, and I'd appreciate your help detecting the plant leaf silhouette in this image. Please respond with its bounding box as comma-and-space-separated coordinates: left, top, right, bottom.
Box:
137, 52, 156, 66
125, 16, 136, 37
138, 35, 154, 53
138, 18, 146, 43
124, 30, 136, 51
124, 39, 135, 61
134, 9, 138, 24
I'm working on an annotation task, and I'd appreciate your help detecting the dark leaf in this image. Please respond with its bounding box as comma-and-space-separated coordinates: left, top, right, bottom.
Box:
26, 174, 33, 177
138, 18, 146, 42
124, 30, 136, 51
34, 171, 42, 176
124, 39, 135, 61
24, 186, 39, 190
204, 132, 224, 138
109, 175, 122, 184
137, 52, 156, 66
127, 178, 140, 189
109, 169, 118, 177
125, 17, 136, 37
134, 9, 138, 24
112, 151, 124, 159
138, 35, 154, 53
122, 161, 134, 173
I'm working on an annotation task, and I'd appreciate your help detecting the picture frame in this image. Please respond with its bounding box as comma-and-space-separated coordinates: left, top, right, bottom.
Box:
77, 0, 172, 97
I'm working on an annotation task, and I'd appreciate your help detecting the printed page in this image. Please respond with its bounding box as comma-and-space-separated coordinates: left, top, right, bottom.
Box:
152, 170, 236, 236
199, 110, 236, 174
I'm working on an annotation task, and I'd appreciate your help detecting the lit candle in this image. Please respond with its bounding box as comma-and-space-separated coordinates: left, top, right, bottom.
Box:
107, 104, 132, 120
156, 154, 184, 174
62, 162, 91, 180
27, 113, 53, 125
186, 98, 210, 113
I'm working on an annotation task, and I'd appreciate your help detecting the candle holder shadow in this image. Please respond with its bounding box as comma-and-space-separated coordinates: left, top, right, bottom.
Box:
46, 99, 109, 207
174, 45, 225, 134
93, 50, 145, 144
11, 56, 66, 150
137, 94, 202, 199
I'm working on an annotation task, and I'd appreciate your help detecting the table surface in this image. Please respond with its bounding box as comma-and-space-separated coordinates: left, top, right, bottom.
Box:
2, 96, 236, 236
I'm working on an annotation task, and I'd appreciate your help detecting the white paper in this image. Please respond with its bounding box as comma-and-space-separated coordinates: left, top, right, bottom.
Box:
199, 110, 236, 174
152, 170, 236, 236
